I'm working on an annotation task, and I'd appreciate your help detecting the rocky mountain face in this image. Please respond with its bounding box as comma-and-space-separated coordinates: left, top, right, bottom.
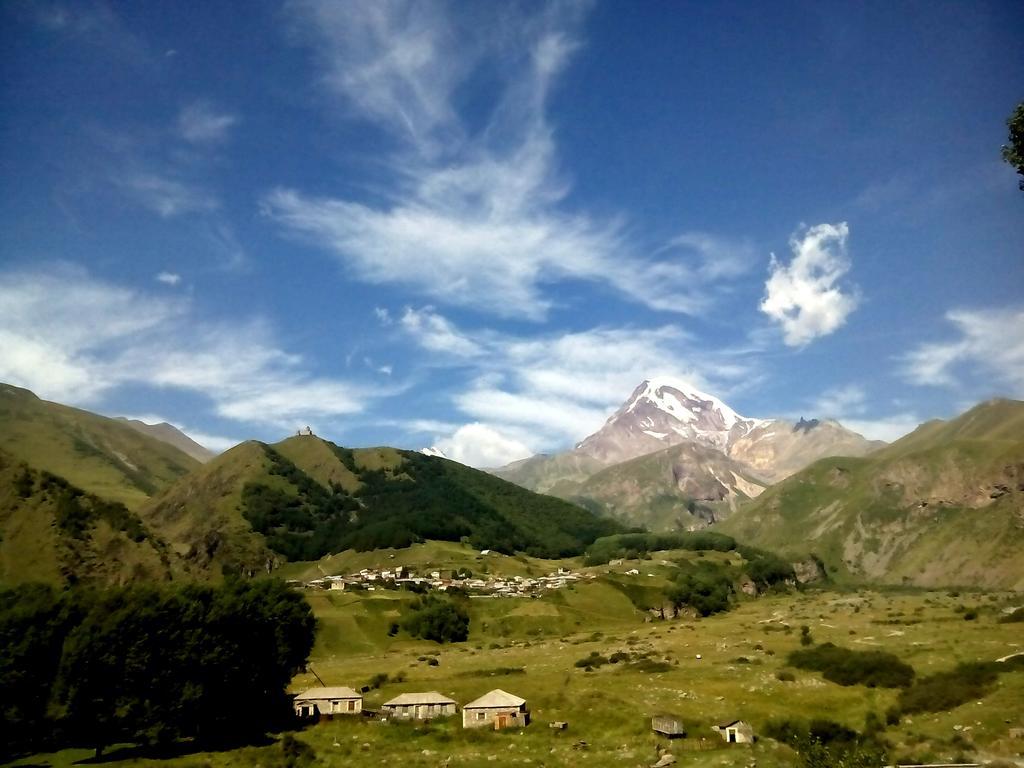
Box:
566, 442, 768, 532
494, 377, 883, 529
729, 418, 887, 483
717, 399, 1024, 589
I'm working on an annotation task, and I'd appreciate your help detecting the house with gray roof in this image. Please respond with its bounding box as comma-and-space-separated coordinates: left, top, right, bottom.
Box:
462, 689, 530, 730
382, 691, 457, 720
293, 686, 362, 719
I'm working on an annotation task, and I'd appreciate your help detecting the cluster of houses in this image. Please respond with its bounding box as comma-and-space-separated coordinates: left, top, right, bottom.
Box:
299, 565, 590, 598
293, 686, 751, 744
292, 687, 529, 731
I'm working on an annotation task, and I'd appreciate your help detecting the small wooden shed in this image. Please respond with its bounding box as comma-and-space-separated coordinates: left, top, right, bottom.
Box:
651, 714, 686, 738
462, 689, 530, 730
293, 686, 363, 719
712, 719, 754, 744
382, 691, 457, 720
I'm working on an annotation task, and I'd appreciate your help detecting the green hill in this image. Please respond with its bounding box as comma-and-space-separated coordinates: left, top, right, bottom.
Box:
0, 384, 201, 509
717, 399, 1024, 589
0, 449, 181, 586
142, 435, 624, 576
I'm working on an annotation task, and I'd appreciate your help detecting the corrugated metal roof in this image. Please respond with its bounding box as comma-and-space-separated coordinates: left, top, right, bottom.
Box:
383, 691, 457, 706
463, 689, 526, 709
294, 686, 361, 701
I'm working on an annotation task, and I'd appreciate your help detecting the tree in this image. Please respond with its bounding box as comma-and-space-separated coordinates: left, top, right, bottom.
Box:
55, 580, 316, 756
1002, 102, 1024, 191
401, 595, 469, 643
666, 568, 733, 617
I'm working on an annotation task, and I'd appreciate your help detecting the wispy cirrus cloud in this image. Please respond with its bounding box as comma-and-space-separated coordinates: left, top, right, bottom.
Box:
266, 0, 754, 320
0, 265, 388, 431
178, 101, 238, 144
900, 306, 1024, 396
760, 222, 859, 347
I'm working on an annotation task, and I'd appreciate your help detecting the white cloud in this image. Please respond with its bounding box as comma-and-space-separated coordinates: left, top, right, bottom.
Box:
0, 266, 382, 430
760, 222, 859, 347
800, 383, 918, 443
156, 271, 181, 286
114, 171, 218, 218
399, 307, 482, 357
394, 308, 758, 465
175, 428, 239, 454
810, 384, 867, 418
178, 101, 238, 143
901, 306, 1024, 396
841, 415, 920, 443
434, 423, 533, 468
268, 1, 752, 320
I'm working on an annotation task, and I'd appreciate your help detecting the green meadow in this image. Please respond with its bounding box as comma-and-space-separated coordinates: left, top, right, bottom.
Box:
7, 543, 1024, 768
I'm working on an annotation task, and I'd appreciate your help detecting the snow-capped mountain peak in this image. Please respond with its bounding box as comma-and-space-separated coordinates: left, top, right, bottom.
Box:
574, 377, 764, 464
626, 376, 747, 430
420, 446, 448, 459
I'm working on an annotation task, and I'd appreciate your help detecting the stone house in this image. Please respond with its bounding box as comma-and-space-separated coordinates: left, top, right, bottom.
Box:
293, 686, 362, 719
382, 691, 457, 720
461, 689, 530, 730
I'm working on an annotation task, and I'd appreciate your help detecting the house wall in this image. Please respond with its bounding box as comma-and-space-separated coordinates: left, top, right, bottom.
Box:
294, 698, 362, 717
383, 702, 456, 720
462, 706, 529, 729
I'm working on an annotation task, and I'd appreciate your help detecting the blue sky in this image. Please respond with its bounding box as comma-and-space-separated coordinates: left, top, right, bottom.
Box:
1, 0, 1022, 466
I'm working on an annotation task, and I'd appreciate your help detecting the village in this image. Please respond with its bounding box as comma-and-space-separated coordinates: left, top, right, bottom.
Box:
292, 684, 753, 752
297, 562, 593, 598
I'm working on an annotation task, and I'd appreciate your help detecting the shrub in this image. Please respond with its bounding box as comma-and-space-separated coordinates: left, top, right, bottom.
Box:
666, 566, 733, 616
777, 670, 796, 682
787, 643, 915, 688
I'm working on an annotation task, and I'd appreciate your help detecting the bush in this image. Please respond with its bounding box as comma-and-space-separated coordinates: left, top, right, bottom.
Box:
787, 643, 915, 688
998, 607, 1024, 623
897, 661, 1003, 714
401, 595, 469, 643
777, 670, 796, 682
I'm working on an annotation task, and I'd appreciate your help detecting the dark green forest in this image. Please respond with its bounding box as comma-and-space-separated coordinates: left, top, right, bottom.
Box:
0, 579, 315, 759
241, 445, 623, 560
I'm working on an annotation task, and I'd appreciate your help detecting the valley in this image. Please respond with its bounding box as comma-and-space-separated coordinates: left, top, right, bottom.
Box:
7, 541, 1024, 767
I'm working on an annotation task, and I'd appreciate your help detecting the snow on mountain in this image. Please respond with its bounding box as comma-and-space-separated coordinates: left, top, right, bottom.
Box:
574, 377, 769, 465
420, 446, 449, 459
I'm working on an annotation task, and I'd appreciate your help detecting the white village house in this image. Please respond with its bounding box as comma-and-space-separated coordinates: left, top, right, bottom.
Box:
293, 686, 362, 719
712, 719, 755, 744
461, 689, 530, 730
382, 691, 457, 720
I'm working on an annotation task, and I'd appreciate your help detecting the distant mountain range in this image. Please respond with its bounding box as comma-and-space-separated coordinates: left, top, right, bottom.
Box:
493, 377, 883, 529
718, 398, 1024, 589
0, 384, 621, 586
116, 418, 216, 463
2, 380, 1021, 589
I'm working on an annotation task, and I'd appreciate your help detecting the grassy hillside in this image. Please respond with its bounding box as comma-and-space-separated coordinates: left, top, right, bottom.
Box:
567, 442, 767, 531
116, 418, 217, 463
718, 399, 1024, 589
142, 435, 624, 576
0, 384, 200, 509
0, 450, 181, 586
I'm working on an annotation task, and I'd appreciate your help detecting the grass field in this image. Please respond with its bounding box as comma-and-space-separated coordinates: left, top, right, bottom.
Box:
7, 544, 1024, 767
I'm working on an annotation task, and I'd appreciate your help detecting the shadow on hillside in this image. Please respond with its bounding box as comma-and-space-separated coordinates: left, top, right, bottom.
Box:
72, 734, 277, 764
